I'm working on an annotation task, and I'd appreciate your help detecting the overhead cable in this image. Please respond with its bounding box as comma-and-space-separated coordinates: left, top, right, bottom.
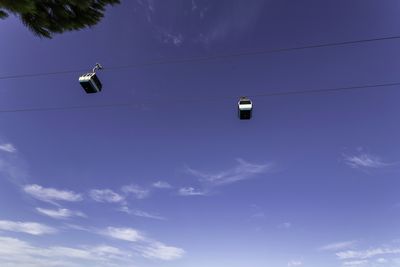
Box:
1, 34, 400, 81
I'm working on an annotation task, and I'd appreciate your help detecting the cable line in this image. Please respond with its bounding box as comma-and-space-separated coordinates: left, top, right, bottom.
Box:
249, 81, 400, 97
1, 34, 400, 81
108, 35, 400, 71
0, 81, 399, 114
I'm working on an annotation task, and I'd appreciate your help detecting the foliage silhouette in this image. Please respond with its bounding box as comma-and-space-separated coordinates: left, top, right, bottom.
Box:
0, 0, 120, 38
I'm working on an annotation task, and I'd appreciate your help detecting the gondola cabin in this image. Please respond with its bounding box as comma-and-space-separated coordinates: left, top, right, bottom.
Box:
238, 97, 253, 120
79, 72, 102, 94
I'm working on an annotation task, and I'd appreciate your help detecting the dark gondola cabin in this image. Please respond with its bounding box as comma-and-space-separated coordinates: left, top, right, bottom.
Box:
238, 97, 253, 120
79, 72, 102, 94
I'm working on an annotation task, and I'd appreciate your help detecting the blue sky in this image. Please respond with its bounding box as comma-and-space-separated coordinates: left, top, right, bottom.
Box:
1, 0, 400, 266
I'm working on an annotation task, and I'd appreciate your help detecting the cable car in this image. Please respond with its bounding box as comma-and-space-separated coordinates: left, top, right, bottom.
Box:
79, 63, 103, 94
238, 97, 253, 120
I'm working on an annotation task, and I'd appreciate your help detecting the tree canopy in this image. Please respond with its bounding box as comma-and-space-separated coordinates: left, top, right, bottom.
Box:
0, 0, 120, 38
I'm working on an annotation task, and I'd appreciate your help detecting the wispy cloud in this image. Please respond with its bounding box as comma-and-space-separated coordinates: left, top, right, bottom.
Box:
101, 226, 185, 261
0, 236, 134, 267
178, 187, 206, 196
89, 189, 125, 203
326, 241, 400, 266
376, 258, 387, 263
288, 260, 303, 266
68, 223, 183, 261
251, 212, 266, 219
320, 241, 357, 251
0, 220, 56, 235
249, 204, 266, 220
135, 0, 267, 47
343, 260, 368, 266
196, 1, 267, 45
8, 221, 184, 262
138, 241, 185, 261
23, 184, 83, 205
121, 184, 150, 199
179, 159, 273, 196
336, 247, 400, 260
343, 153, 391, 170
135, 0, 155, 22
153, 181, 172, 189
186, 158, 273, 187
119, 206, 166, 220
160, 31, 184, 46
103, 227, 145, 242
36, 207, 86, 220
0, 143, 17, 153
63, 224, 92, 232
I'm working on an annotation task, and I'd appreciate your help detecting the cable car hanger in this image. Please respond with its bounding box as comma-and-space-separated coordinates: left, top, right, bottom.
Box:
79, 63, 103, 94
92, 63, 103, 73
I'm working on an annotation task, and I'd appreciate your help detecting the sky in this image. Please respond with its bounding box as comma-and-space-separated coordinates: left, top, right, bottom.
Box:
1, 0, 400, 266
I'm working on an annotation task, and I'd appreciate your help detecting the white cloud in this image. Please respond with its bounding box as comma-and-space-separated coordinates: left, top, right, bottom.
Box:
186, 158, 273, 186
63, 224, 92, 232
344, 153, 390, 169
47, 247, 94, 260
343, 260, 368, 266
376, 258, 387, 263
103, 227, 144, 242
138, 241, 185, 261
23, 184, 82, 205
178, 187, 206, 196
89, 189, 124, 203
121, 184, 150, 199
320, 241, 357, 251
152, 181, 172, 189
101, 226, 185, 261
119, 206, 166, 220
336, 247, 400, 260
0, 143, 17, 153
288, 260, 303, 267
0, 236, 134, 267
36, 208, 86, 220
0, 220, 56, 235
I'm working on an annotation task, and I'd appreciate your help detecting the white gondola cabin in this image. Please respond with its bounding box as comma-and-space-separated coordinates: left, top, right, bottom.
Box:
79, 63, 103, 94
238, 97, 253, 120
